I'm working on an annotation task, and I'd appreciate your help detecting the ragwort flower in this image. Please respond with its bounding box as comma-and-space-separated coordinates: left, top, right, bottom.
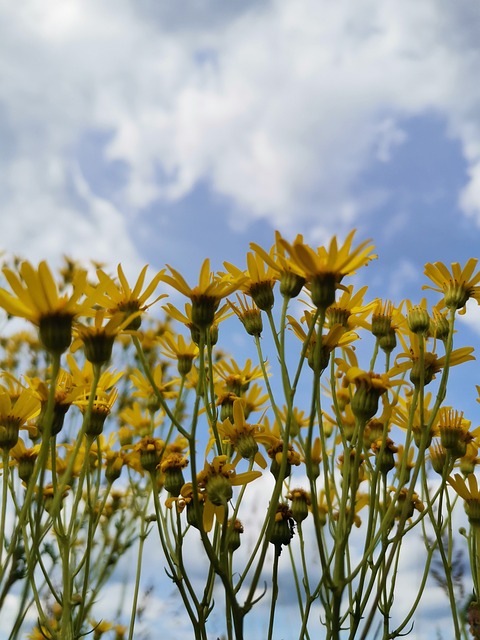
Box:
0, 260, 95, 353
448, 473, 480, 527
278, 230, 376, 309
92, 264, 166, 329
424, 259, 480, 313
163, 259, 242, 329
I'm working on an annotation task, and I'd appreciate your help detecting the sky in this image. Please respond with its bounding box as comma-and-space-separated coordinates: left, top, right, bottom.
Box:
2, 0, 480, 638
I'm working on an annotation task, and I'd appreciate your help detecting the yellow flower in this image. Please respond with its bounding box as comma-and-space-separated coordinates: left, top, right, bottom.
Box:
325, 285, 374, 330
391, 332, 474, 387
162, 259, 241, 328
158, 331, 199, 377
74, 385, 119, 437
196, 455, 261, 532
0, 260, 94, 353
224, 251, 277, 311
120, 401, 162, 437
448, 473, 480, 526
92, 264, 166, 329
250, 231, 306, 298
424, 259, 480, 312
9, 437, 41, 483
278, 230, 376, 309
217, 399, 268, 469
130, 364, 178, 408
227, 294, 263, 336
0, 387, 41, 450
72, 309, 141, 364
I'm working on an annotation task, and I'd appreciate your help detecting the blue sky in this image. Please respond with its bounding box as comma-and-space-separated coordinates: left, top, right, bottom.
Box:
2, 1, 480, 638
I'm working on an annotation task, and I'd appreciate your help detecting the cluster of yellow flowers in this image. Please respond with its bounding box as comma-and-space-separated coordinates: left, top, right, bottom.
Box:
1, 231, 480, 639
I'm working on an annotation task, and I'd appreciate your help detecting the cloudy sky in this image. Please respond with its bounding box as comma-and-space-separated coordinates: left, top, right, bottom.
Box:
2, 0, 480, 637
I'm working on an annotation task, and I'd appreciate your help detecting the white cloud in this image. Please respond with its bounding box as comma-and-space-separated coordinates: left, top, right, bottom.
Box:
1, 0, 480, 261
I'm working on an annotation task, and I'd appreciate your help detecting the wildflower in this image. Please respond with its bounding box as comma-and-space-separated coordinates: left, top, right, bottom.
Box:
394, 488, 424, 520
228, 294, 263, 336
217, 399, 268, 469
92, 264, 166, 329
269, 503, 295, 553
215, 358, 264, 397
286, 488, 311, 524
26, 369, 82, 437
196, 455, 261, 532
0, 388, 40, 450
224, 251, 277, 311
371, 300, 406, 354
424, 259, 480, 312
9, 437, 41, 483
130, 364, 178, 411
250, 231, 306, 298
448, 473, 480, 527
160, 451, 189, 497
325, 285, 374, 330
226, 519, 244, 552
406, 299, 430, 335
267, 438, 302, 480
429, 440, 449, 475
163, 259, 241, 328
438, 408, 471, 459
132, 436, 165, 474
73, 309, 141, 364
278, 230, 376, 309
0, 260, 95, 353
119, 402, 162, 438
392, 332, 474, 387
158, 331, 198, 377
344, 367, 393, 422
288, 312, 357, 373
391, 392, 438, 449
74, 386, 119, 438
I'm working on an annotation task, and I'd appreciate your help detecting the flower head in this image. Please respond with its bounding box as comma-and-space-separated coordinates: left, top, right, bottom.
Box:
163, 259, 241, 328
448, 473, 480, 527
0, 260, 95, 353
278, 230, 376, 309
92, 264, 165, 329
424, 259, 480, 312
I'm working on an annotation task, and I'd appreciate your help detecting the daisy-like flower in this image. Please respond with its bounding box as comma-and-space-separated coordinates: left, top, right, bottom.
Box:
227, 294, 263, 337
158, 331, 199, 377
325, 285, 374, 331
391, 332, 474, 387
162, 259, 242, 329
26, 369, 84, 437
391, 391, 438, 449
288, 312, 357, 373
119, 401, 161, 438
91, 264, 166, 330
250, 231, 306, 299
0, 387, 41, 450
72, 309, 142, 365
224, 251, 278, 311
215, 358, 264, 397
448, 473, 480, 527
196, 455, 261, 532
130, 364, 178, 410
0, 260, 95, 353
74, 385, 119, 438
217, 399, 268, 469
343, 366, 398, 422
278, 230, 376, 310
424, 259, 480, 313
9, 437, 41, 483
163, 301, 230, 345
66, 354, 124, 392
